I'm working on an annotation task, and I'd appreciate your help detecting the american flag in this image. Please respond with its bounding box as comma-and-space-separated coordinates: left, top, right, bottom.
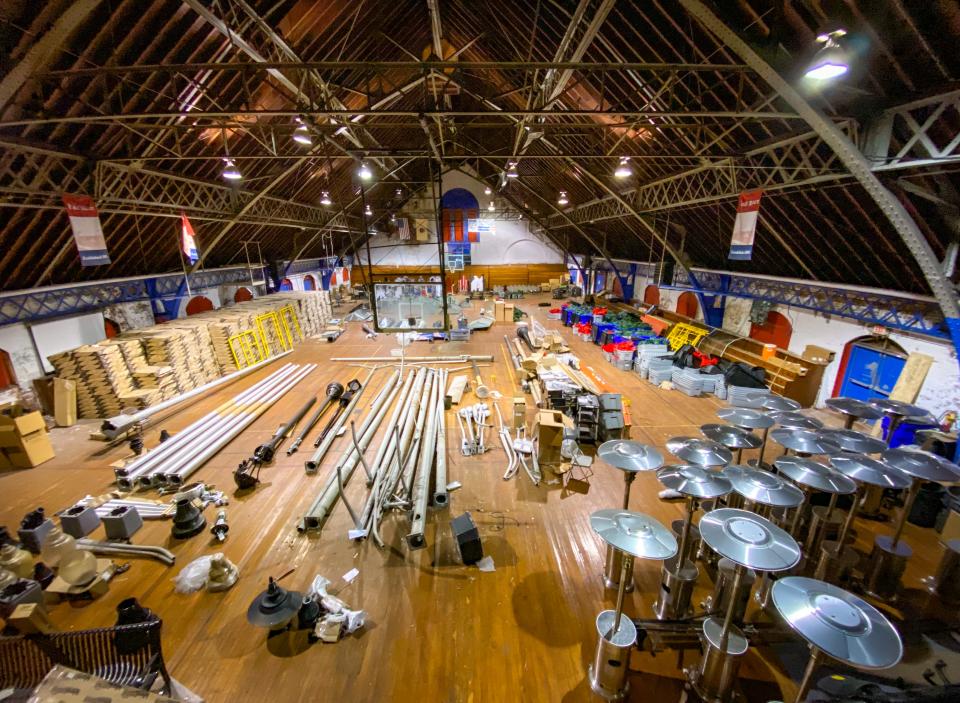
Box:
396, 216, 411, 240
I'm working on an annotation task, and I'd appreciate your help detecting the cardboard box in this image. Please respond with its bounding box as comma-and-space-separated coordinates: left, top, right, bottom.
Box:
0, 409, 45, 436
5, 430, 55, 467
54, 377, 77, 427
535, 409, 574, 465
494, 301, 505, 322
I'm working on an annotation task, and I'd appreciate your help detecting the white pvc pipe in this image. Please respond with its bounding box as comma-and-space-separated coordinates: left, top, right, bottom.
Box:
165, 364, 317, 485
122, 365, 300, 489
101, 350, 293, 439
138, 365, 301, 486
116, 364, 296, 484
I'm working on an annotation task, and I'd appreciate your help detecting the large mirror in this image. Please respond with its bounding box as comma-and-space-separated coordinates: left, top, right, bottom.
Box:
372, 279, 447, 331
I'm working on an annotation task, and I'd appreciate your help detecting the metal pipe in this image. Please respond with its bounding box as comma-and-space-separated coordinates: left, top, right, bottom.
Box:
794, 647, 822, 703
892, 478, 921, 548
164, 364, 317, 485
299, 370, 402, 530
358, 371, 417, 529
407, 368, 441, 549
76, 538, 176, 565
137, 366, 301, 488
100, 350, 293, 439
287, 381, 344, 455
117, 364, 299, 488
115, 363, 297, 483
400, 371, 435, 499
305, 368, 377, 472
432, 369, 449, 507
364, 369, 428, 536
330, 355, 493, 362
234, 395, 318, 488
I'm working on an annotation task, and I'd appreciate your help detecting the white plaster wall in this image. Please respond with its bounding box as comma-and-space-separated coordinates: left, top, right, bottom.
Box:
0, 323, 43, 390
356, 170, 562, 267
774, 306, 959, 417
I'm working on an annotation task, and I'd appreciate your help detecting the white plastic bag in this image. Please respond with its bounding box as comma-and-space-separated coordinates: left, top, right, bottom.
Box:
173, 555, 213, 593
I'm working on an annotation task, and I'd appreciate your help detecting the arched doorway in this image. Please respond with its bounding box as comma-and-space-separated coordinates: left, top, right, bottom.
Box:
279, 278, 293, 291
643, 285, 660, 305
832, 335, 908, 401
749, 311, 792, 349
185, 295, 214, 316
0, 349, 15, 388
304, 275, 317, 291
104, 318, 121, 338
234, 287, 253, 303
676, 291, 699, 318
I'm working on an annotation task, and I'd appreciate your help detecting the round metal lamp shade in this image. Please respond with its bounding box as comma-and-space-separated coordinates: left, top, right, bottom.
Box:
772, 576, 903, 669
598, 440, 664, 473
773, 456, 857, 495
769, 411, 824, 431
590, 509, 678, 561
699, 508, 801, 571
657, 464, 733, 499
701, 424, 762, 450
247, 577, 303, 628
724, 465, 805, 507
829, 454, 911, 489
666, 437, 733, 467
882, 448, 960, 483
771, 428, 840, 455
825, 397, 884, 422
716, 407, 775, 430
818, 429, 886, 455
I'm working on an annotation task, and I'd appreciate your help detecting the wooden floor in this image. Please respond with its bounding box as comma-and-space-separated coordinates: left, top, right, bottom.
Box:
2, 296, 955, 702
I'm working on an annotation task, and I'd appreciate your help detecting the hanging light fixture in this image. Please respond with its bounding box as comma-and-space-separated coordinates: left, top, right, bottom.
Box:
390, 212, 397, 222
364, 203, 373, 216
395, 187, 402, 197
805, 29, 849, 80
221, 158, 242, 181
357, 161, 373, 181
320, 191, 332, 206
557, 191, 569, 206
488, 201, 495, 212
506, 162, 519, 179
614, 156, 633, 178
484, 186, 492, 195
292, 120, 312, 146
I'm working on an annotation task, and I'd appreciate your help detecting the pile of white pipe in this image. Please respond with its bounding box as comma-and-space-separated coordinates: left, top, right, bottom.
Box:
114, 363, 315, 490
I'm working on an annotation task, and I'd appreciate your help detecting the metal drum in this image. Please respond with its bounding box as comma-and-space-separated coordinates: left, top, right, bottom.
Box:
692, 617, 749, 703
589, 609, 637, 701
653, 554, 698, 620
705, 557, 756, 623
929, 540, 960, 605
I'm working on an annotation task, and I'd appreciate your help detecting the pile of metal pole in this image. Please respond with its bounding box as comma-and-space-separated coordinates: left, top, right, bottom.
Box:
299, 368, 405, 531
114, 363, 315, 490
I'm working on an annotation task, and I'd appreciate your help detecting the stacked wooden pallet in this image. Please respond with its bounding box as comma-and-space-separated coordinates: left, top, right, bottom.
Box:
49, 290, 333, 417
132, 365, 178, 400
48, 344, 140, 418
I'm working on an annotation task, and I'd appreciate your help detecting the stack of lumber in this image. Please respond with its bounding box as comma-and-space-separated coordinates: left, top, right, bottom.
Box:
48, 290, 333, 417
132, 365, 177, 400
48, 344, 141, 418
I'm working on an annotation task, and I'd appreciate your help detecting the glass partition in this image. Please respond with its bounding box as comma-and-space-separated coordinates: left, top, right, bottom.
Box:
372, 280, 447, 331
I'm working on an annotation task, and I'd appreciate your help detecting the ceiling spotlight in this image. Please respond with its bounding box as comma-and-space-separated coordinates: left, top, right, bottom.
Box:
506, 162, 519, 179
488, 201, 495, 212
390, 212, 397, 222
614, 156, 633, 178
805, 29, 849, 80
357, 161, 373, 181
292, 123, 312, 146
557, 191, 569, 206
484, 186, 492, 195
395, 187, 402, 197
221, 158, 242, 181
364, 203, 373, 216
320, 191, 332, 206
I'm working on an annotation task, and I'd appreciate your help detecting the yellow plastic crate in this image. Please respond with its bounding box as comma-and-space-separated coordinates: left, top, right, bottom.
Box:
666, 322, 707, 351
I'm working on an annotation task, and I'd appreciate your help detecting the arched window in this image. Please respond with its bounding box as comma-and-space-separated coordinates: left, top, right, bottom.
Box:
643, 285, 660, 305
185, 295, 214, 316
749, 311, 792, 349
0, 349, 15, 388
304, 275, 317, 291
279, 278, 293, 291
104, 318, 121, 338
234, 287, 253, 303
676, 291, 699, 318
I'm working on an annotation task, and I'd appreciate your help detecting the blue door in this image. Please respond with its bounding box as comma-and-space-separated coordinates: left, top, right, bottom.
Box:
838, 343, 906, 402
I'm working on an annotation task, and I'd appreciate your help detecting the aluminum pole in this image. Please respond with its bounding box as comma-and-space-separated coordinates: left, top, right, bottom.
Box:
432, 369, 449, 507
407, 368, 441, 549
305, 367, 377, 472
